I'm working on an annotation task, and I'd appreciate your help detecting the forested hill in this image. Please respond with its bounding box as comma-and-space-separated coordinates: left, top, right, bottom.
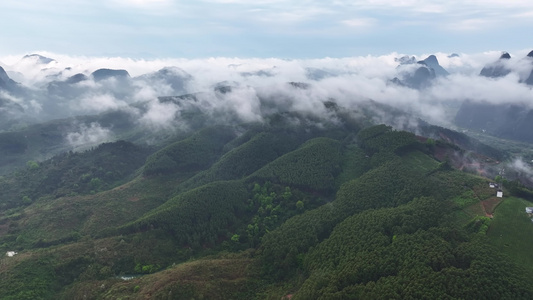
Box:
1, 119, 533, 299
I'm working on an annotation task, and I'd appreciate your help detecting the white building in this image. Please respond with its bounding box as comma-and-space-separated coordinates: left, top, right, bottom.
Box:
6, 251, 17, 257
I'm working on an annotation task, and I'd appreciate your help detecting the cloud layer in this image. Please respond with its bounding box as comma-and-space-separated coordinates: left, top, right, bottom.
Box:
1, 50, 533, 183
1, 50, 532, 133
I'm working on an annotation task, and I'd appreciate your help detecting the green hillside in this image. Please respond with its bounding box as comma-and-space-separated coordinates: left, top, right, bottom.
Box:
175, 130, 305, 191
488, 197, 533, 275
143, 126, 237, 176
0, 140, 151, 211
249, 137, 343, 192
123, 180, 249, 248
295, 195, 531, 299
0, 110, 143, 176
1, 121, 533, 299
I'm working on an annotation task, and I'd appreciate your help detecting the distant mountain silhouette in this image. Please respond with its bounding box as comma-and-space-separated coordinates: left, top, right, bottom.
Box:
525, 50, 533, 85
46, 73, 90, 95
406, 63, 436, 89
22, 54, 56, 64
479, 52, 511, 78
397, 63, 435, 89
288, 82, 311, 89
455, 100, 533, 143
240, 69, 275, 77
91, 69, 130, 81
421, 55, 449, 77
305, 67, 335, 80
392, 54, 447, 89
66, 73, 89, 84
395, 55, 417, 65
136, 66, 192, 94
0, 66, 19, 91
526, 71, 533, 85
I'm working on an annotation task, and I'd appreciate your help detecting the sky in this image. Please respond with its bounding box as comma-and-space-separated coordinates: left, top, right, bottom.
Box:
1, 0, 532, 58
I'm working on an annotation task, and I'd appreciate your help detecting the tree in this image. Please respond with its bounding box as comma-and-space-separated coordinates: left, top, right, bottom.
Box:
26, 160, 39, 170
22, 196, 32, 204
296, 200, 304, 211
231, 234, 240, 242
89, 177, 103, 191
283, 187, 292, 201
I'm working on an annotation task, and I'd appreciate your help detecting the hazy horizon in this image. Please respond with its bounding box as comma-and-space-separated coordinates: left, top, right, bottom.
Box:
1, 1, 532, 58
1, 49, 532, 134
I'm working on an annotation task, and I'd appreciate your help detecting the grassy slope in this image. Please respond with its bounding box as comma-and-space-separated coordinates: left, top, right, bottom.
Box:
0, 176, 178, 250
488, 197, 533, 270
0, 140, 152, 211
401, 150, 439, 173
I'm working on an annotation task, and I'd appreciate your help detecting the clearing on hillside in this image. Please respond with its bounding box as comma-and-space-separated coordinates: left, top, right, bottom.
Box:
488, 196, 533, 283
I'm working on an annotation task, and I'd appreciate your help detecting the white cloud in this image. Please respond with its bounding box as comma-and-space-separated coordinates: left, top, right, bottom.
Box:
73, 94, 129, 113
27, 100, 43, 114
1, 50, 533, 132
446, 18, 495, 31
218, 86, 263, 122
508, 158, 533, 182
0, 91, 24, 104
139, 100, 182, 130
66, 122, 113, 148
428, 73, 533, 108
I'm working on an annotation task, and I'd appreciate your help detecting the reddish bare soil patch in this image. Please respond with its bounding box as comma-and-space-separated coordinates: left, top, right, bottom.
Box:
433, 145, 449, 162
432, 142, 500, 177
481, 196, 503, 216
465, 197, 503, 218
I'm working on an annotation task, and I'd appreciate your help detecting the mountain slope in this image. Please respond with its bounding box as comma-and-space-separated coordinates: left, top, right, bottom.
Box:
455, 100, 533, 143
480, 52, 511, 78
1, 120, 533, 299
249, 137, 343, 192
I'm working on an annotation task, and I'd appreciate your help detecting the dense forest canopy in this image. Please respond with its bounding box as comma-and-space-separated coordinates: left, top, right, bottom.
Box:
1, 108, 533, 299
